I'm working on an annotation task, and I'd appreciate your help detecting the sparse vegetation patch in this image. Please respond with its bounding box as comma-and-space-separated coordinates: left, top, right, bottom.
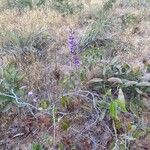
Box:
0, 0, 150, 149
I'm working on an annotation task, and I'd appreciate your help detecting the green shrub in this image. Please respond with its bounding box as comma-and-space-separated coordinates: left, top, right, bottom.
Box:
0, 63, 25, 112
122, 13, 139, 27
81, 47, 104, 71
60, 119, 70, 131
79, 0, 117, 50
1, 30, 54, 63
51, 0, 83, 16
4, 0, 47, 10
32, 143, 42, 150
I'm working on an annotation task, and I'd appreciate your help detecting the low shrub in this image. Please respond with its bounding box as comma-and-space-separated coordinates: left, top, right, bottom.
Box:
51, 0, 83, 16
5, 0, 47, 10
0, 62, 25, 112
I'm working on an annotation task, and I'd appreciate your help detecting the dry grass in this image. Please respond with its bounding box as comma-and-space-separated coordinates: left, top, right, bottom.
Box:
0, 8, 78, 43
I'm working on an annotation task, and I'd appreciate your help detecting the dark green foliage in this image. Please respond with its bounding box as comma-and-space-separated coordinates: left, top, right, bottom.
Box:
36, 0, 47, 7
4, 0, 47, 10
60, 74, 77, 91
61, 96, 70, 108
32, 143, 42, 150
109, 99, 127, 120
82, 47, 104, 67
60, 119, 70, 131
39, 99, 50, 109
122, 13, 139, 27
0, 63, 25, 112
103, 0, 117, 11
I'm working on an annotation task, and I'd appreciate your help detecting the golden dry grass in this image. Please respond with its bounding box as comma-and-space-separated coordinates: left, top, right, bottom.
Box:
0, 8, 79, 43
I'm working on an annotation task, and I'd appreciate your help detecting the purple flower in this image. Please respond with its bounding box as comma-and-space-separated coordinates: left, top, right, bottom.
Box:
73, 57, 80, 66
68, 31, 77, 54
28, 91, 33, 97
68, 30, 81, 67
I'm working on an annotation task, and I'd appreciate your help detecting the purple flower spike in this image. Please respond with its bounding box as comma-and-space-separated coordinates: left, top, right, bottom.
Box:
68, 31, 77, 54
68, 30, 81, 67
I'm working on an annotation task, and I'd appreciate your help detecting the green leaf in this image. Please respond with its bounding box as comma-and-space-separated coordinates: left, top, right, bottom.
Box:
36, 0, 46, 6
118, 88, 125, 102
0, 101, 12, 112
58, 142, 64, 150
9, 31, 21, 47
121, 64, 131, 74
15, 74, 25, 82
0, 63, 25, 112
61, 76, 69, 85
16, 89, 25, 97
115, 119, 122, 130
115, 99, 127, 112
60, 119, 70, 131
32, 143, 42, 150
3, 70, 12, 81
109, 101, 118, 119
133, 129, 146, 139
61, 96, 70, 108
0, 95, 13, 103
135, 88, 144, 95
39, 100, 50, 109
115, 89, 127, 112
124, 81, 138, 87
86, 78, 103, 85
136, 82, 150, 87
129, 101, 141, 115
111, 57, 119, 65
102, 66, 107, 77
3, 63, 19, 83
79, 69, 86, 81
107, 77, 122, 84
